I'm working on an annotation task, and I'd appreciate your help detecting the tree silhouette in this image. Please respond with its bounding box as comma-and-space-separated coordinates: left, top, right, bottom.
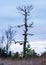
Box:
0, 48, 2, 57
17, 5, 33, 57
0, 26, 16, 55
8, 51, 12, 57
5, 26, 16, 55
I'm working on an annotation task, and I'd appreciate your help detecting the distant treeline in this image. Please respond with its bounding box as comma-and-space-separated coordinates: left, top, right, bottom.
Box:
0, 44, 46, 59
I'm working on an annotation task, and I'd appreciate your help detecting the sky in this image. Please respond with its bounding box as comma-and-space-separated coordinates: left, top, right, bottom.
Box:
0, 0, 46, 54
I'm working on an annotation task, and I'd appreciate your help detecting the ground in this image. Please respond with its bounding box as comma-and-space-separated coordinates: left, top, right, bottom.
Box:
0, 57, 46, 65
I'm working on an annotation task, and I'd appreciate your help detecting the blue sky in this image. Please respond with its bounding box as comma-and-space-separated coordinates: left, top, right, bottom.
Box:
0, 0, 46, 54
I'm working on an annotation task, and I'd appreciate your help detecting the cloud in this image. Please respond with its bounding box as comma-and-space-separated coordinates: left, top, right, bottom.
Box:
9, 40, 46, 54
29, 40, 46, 54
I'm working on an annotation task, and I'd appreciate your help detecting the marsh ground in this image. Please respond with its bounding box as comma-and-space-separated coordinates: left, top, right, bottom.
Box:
0, 57, 46, 65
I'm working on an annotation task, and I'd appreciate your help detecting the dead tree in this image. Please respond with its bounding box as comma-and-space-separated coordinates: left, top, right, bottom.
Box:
5, 26, 16, 54
17, 5, 33, 57
0, 26, 16, 55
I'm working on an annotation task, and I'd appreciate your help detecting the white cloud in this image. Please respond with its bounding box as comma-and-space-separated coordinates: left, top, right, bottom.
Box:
30, 40, 46, 54
8, 40, 46, 54
9, 43, 23, 53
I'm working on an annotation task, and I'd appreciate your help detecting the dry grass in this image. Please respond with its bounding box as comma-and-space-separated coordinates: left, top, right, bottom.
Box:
0, 57, 46, 65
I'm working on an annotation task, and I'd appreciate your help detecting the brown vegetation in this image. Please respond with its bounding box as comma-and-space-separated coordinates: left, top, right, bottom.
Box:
0, 57, 46, 65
